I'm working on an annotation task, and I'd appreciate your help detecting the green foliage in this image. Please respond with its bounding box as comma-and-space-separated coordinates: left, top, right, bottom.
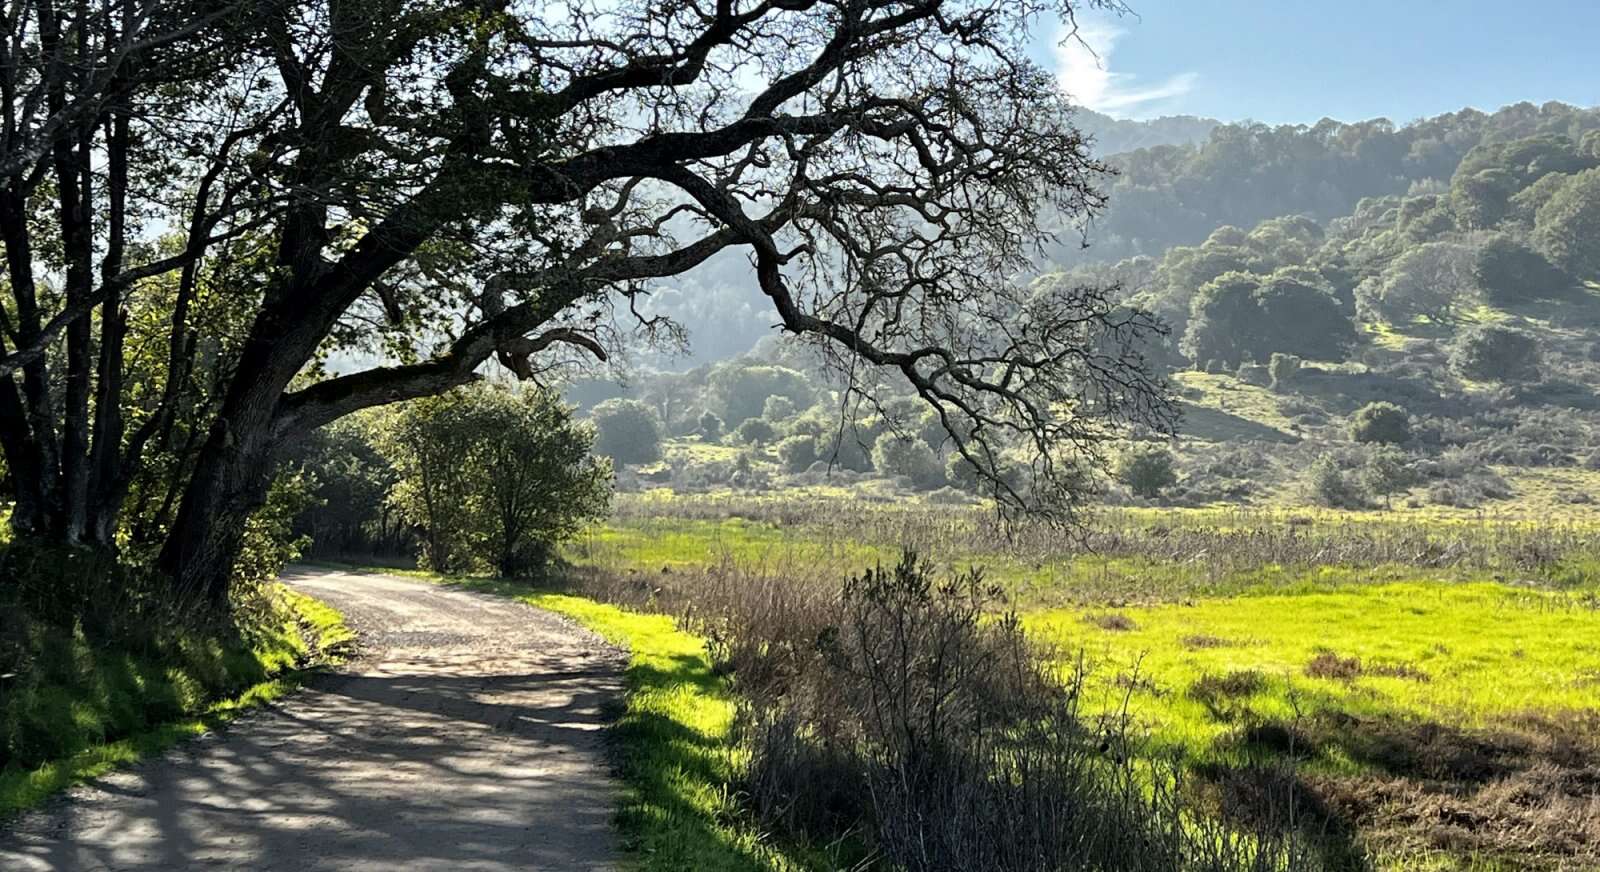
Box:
382, 386, 612, 577
731, 417, 778, 446
775, 435, 818, 474
697, 410, 724, 441
1356, 240, 1475, 323
705, 364, 815, 426
869, 437, 944, 490
1449, 167, 1517, 228
233, 472, 316, 594
1349, 402, 1412, 445
1180, 272, 1265, 366
1266, 352, 1301, 390
1306, 455, 1365, 509
815, 430, 874, 473
0, 587, 348, 813
1533, 167, 1600, 280
1093, 103, 1600, 266
1470, 233, 1570, 303
1360, 446, 1416, 509
760, 396, 796, 422
591, 398, 665, 466
291, 416, 405, 557
1450, 324, 1543, 383
377, 393, 481, 571
1181, 270, 1354, 366
944, 453, 983, 492
1113, 443, 1178, 498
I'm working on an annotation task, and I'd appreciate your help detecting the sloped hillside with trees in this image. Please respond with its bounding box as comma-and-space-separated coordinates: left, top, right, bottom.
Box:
564, 107, 1600, 518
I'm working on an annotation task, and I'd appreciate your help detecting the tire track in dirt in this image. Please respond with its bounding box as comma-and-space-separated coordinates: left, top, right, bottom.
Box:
0, 566, 627, 871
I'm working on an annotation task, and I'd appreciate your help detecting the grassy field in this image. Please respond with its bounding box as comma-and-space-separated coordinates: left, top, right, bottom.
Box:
565, 492, 1600, 869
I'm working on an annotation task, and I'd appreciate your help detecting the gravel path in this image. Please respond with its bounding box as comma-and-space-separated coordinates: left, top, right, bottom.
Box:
0, 566, 627, 871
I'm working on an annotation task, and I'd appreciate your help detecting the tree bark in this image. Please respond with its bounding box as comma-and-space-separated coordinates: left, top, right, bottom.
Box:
157, 300, 324, 605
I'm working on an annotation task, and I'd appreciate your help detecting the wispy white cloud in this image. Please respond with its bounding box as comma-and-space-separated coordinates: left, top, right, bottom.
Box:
1053, 18, 1197, 119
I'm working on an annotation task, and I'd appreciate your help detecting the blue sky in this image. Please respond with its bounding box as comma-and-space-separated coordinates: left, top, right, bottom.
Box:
1040, 1, 1600, 124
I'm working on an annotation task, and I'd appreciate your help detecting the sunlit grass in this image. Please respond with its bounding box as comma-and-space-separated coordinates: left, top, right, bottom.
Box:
1026, 581, 1600, 774
0, 585, 351, 817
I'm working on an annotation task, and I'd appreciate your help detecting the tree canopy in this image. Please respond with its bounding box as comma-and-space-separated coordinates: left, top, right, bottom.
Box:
0, 0, 1176, 607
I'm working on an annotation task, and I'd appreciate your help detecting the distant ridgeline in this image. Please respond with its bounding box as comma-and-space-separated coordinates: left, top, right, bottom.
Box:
1062, 100, 1600, 264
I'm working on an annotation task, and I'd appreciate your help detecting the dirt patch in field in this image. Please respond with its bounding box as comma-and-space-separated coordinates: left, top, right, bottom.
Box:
1206, 710, 1600, 869
1305, 651, 1363, 681
1180, 633, 1239, 650
1084, 612, 1137, 631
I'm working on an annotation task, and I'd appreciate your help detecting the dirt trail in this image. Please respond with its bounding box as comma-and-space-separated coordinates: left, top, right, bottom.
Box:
0, 566, 627, 871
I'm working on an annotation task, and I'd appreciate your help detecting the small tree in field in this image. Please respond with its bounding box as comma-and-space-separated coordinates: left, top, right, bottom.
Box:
698, 411, 724, 442
1450, 324, 1542, 383
591, 399, 665, 466
733, 417, 779, 446
471, 390, 613, 578
1361, 446, 1415, 510
380, 397, 480, 573
776, 436, 818, 474
1306, 455, 1364, 509
1114, 444, 1178, 498
872, 437, 945, 490
381, 386, 611, 578
1349, 402, 1412, 445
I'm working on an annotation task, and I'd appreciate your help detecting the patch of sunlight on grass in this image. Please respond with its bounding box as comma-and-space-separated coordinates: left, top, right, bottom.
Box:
567, 515, 889, 576
1024, 581, 1600, 776
1173, 371, 1300, 431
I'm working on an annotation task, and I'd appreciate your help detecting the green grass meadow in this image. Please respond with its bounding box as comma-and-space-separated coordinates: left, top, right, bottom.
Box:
557, 495, 1600, 869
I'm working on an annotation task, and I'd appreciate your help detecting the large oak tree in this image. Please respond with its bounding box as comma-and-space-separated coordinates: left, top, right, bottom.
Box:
0, 0, 1174, 606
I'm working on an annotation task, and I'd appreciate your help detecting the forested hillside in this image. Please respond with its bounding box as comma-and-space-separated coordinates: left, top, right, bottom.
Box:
550, 101, 1600, 519
1077, 101, 1600, 261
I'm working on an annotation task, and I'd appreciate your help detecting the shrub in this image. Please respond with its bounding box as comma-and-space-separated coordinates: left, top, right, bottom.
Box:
1267, 352, 1301, 390
697, 410, 724, 441
705, 363, 814, 425
1356, 241, 1475, 323
1533, 167, 1600, 280
1449, 324, 1542, 383
1360, 446, 1416, 509
1114, 443, 1178, 498
761, 395, 796, 422
732, 417, 778, 445
815, 430, 874, 473
1236, 363, 1271, 387
383, 386, 612, 577
1471, 233, 1569, 304
591, 398, 664, 465
733, 554, 1320, 872
870, 437, 944, 490
1349, 402, 1412, 445
945, 452, 981, 492
1306, 455, 1364, 509
775, 435, 818, 473
1181, 271, 1354, 367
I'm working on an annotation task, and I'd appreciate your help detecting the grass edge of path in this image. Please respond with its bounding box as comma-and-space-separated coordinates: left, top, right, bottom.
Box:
0, 585, 355, 818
